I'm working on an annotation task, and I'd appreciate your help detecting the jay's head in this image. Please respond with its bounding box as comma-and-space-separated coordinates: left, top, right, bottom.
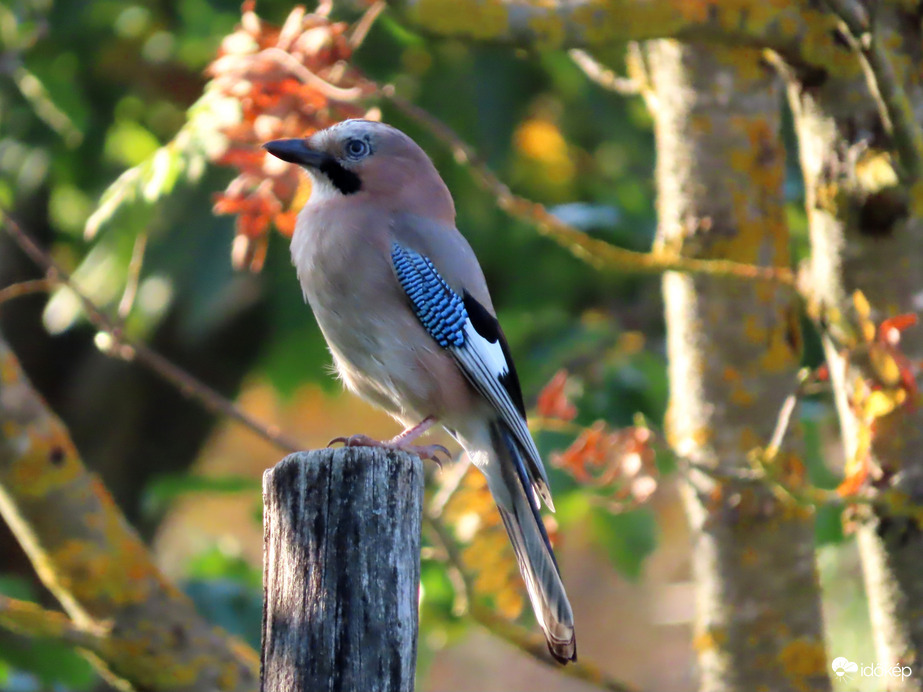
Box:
263, 120, 455, 222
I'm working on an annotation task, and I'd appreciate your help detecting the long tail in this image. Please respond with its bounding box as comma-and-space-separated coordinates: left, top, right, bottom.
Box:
485, 421, 576, 663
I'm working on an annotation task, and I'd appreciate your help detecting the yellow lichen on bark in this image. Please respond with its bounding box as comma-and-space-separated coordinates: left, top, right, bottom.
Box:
7, 430, 81, 497
777, 639, 829, 692
411, 0, 510, 41
759, 328, 799, 373
744, 314, 768, 344
526, 11, 567, 51
578, 0, 802, 51
693, 626, 728, 653
739, 426, 763, 453
909, 180, 923, 217
712, 113, 789, 267
730, 384, 756, 407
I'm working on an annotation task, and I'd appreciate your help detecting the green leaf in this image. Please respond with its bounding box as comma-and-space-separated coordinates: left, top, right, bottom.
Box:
803, 404, 846, 547
377, 13, 426, 47
186, 546, 261, 587
0, 575, 36, 601
815, 503, 845, 546
183, 549, 263, 647
104, 119, 161, 167
589, 505, 658, 580
14, 57, 88, 147
261, 327, 334, 397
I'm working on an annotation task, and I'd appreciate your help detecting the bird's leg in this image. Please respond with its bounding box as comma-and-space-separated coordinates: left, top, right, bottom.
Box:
328, 416, 451, 464
387, 415, 437, 445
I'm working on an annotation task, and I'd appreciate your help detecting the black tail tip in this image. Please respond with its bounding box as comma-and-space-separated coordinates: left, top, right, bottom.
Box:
548, 638, 577, 665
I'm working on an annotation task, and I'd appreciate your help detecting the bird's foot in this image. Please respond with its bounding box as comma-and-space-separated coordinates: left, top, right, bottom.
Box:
327, 434, 451, 466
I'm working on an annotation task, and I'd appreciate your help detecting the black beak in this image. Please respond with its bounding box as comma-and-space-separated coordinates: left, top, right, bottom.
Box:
263, 138, 330, 168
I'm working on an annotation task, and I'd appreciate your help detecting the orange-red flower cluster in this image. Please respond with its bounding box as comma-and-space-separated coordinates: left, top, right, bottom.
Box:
838, 291, 919, 496
208, 2, 374, 271
553, 422, 658, 508
535, 369, 578, 422
535, 369, 659, 508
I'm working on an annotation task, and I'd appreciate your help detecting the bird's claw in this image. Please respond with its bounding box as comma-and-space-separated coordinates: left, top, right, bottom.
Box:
326, 434, 451, 466
415, 443, 451, 468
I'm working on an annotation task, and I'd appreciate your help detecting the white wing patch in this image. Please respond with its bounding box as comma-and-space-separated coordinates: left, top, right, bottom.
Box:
464, 319, 508, 381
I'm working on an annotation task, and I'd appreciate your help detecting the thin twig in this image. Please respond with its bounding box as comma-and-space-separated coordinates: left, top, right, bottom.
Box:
763, 368, 814, 460
0, 278, 58, 306
263, 47, 367, 101
764, 391, 799, 460
349, 0, 386, 49
822, 0, 923, 181
380, 86, 794, 286
424, 512, 640, 692
0, 212, 301, 454
569, 49, 641, 96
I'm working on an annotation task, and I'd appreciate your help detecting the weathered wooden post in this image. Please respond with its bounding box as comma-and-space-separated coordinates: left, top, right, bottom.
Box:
260, 447, 423, 692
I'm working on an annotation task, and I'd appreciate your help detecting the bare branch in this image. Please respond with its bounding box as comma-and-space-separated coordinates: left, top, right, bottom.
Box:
0, 278, 57, 306
569, 49, 641, 95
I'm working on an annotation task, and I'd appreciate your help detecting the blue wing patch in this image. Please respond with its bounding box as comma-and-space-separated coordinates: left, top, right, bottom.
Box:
391, 243, 467, 348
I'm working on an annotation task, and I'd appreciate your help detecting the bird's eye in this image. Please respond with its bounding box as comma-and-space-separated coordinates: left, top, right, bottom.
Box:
344, 138, 371, 160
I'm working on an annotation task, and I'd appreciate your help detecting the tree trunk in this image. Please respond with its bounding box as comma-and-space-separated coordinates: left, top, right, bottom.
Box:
781, 8, 923, 687
647, 41, 831, 692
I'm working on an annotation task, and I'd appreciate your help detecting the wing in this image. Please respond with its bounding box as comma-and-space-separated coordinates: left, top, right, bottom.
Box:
390, 241, 553, 509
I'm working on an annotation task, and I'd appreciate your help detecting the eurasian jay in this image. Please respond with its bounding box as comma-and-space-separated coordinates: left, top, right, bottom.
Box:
264, 119, 577, 663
